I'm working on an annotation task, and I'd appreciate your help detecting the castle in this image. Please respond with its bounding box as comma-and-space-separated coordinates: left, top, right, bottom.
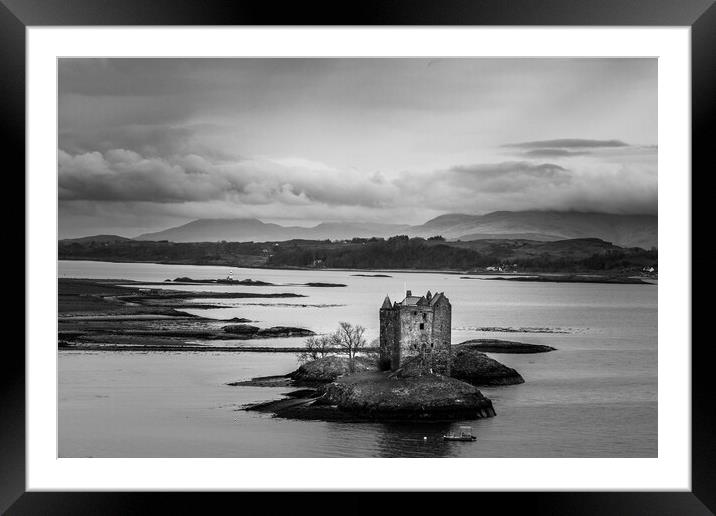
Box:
379, 290, 452, 371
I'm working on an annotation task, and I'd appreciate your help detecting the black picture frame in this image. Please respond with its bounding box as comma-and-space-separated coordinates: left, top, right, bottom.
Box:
5, 0, 710, 513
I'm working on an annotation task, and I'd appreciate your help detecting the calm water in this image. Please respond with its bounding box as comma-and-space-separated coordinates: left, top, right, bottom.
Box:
58, 260, 657, 457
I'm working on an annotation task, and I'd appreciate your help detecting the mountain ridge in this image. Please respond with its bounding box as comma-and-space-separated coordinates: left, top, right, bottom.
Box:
122, 210, 657, 249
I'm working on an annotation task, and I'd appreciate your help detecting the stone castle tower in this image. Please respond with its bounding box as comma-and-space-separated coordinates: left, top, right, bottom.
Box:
378, 290, 452, 371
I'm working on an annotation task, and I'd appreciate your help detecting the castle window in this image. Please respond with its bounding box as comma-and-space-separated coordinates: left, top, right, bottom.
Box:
419, 323, 425, 330
422, 313, 427, 320
413, 311, 417, 316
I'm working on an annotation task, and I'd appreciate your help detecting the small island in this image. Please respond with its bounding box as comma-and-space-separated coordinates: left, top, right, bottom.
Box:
246, 369, 496, 421
166, 277, 347, 288
223, 324, 315, 339
236, 290, 546, 422
171, 276, 275, 286
458, 339, 556, 354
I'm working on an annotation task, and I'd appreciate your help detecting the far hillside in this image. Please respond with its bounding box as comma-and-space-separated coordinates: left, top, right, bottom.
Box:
60, 234, 132, 244
266, 236, 656, 272
58, 235, 657, 274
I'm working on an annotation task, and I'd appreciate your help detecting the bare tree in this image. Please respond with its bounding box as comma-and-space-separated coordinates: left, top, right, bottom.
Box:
297, 335, 335, 363
298, 322, 369, 371
336, 321, 367, 372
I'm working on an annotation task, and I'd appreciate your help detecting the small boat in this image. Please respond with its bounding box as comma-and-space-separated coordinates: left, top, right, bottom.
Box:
443, 426, 476, 441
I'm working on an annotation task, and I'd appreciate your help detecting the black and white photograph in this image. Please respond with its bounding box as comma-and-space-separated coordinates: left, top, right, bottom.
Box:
57, 57, 659, 458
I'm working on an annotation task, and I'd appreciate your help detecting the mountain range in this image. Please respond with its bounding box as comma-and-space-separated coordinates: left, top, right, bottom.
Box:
130, 211, 657, 249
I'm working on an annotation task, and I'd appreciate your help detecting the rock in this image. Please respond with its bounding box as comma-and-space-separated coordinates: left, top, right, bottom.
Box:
222, 317, 253, 323
229, 279, 274, 286
449, 347, 525, 386
222, 324, 260, 335
284, 388, 318, 399
289, 355, 379, 385
317, 371, 496, 420
227, 374, 293, 387
172, 277, 275, 286
245, 371, 496, 421
255, 326, 315, 338
458, 339, 556, 354
222, 324, 315, 338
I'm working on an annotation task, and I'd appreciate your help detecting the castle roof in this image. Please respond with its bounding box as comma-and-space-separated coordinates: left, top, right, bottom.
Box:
429, 292, 445, 306
385, 290, 449, 309
400, 296, 425, 307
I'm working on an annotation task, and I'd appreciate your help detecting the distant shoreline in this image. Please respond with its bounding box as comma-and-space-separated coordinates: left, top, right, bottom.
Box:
479, 275, 655, 285
58, 257, 657, 282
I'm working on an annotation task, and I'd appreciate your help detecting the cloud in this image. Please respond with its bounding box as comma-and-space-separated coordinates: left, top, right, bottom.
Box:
521, 149, 591, 158
58, 149, 400, 208
58, 147, 657, 238
392, 159, 655, 216
503, 138, 629, 149
442, 162, 571, 193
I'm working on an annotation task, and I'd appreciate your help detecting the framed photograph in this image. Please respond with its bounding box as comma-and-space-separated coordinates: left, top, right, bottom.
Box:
8, 0, 710, 512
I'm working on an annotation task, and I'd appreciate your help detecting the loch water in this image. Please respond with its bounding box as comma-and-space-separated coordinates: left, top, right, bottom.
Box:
58, 260, 657, 457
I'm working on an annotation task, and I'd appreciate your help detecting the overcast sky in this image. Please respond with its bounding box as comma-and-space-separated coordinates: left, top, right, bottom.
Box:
58, 58, 657, 238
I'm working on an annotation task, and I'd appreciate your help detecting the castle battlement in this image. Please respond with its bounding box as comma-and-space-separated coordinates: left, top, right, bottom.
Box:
379, 290, 452, 371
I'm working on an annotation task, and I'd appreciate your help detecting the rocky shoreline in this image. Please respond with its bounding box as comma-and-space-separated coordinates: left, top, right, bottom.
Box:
450, 348, 524, 386
244, 371, 497, 422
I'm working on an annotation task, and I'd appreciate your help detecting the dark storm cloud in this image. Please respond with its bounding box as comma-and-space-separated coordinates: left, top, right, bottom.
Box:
504, 139, 629, 149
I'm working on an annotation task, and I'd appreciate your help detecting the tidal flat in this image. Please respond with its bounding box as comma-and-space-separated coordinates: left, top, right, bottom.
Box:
59, 278, 315, 350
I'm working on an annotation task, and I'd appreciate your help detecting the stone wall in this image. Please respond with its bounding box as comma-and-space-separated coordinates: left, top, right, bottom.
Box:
431, 296, 452, 374
379, 307, 397, 371
397, 306, 434, 368
431, 296, 452, 350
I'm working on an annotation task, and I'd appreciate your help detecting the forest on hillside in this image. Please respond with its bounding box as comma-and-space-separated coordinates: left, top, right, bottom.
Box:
59, 235, 658, 273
